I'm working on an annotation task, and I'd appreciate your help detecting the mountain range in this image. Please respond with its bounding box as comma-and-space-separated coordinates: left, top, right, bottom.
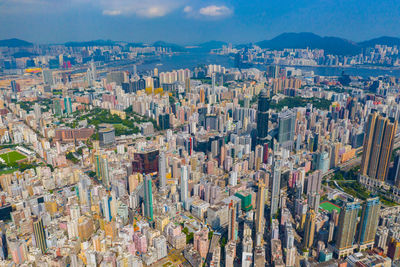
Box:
1, 33, 400, 55
256, 32, 400, 55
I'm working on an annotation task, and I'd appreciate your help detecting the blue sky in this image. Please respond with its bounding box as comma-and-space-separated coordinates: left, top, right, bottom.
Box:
1, 0, 399, 44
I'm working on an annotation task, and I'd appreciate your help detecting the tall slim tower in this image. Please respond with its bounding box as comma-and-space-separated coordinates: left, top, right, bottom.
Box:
159, 151, 166, 189
33, 217, 47, 254
361, 112, 397, 181
180, 165, 189, 210
228, 201, 237, 241
357, 197, 380, 250
303, 209, 316, 250
144, 175, 154, 221
212, 73, 216, 92
255, 176, 266, 247
255, 178, 266, 235
335, 201, 361, 258
270, 161, 281, 218
256, 89, 270, 146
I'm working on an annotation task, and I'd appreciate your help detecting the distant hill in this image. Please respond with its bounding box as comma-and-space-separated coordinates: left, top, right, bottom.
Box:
198, 40, 227, 50
358, 36, 400, 48
64, 40, 117, 47
0, 38, 33, 47
257, 32, 360, 55
152, 41, 186, 52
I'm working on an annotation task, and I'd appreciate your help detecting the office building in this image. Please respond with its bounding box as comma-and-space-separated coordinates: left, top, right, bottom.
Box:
99, 128, 115, 147
255, 179, 266, 240
33, 217, 47, 254
11, 80, 19, 93
271, 161, 281, 218
256, 89, 269, 145
42, 69, 54, 86
180, 165, 189, 210
278, 109, 296, 147
64, 96, 73, 114
144, 175, 154, 221
159, 114, 170, 130
132, 150, 159, 174
158, 151, 166, 189
94, 154, 110, 188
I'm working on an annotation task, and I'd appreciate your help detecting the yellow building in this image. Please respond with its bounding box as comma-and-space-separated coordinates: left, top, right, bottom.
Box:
155, 216, 170, 232
110, 109, 126, 120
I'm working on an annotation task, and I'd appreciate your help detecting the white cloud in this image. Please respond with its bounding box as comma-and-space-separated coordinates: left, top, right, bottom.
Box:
103, 10, 122, 16
135, 6, 169, 17
183, 6, 192, 13
199, 5, 232, 17
0, 0, 234, 19
99, 0, 184, 17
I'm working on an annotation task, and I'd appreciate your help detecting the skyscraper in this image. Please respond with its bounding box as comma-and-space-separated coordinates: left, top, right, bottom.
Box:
228, 201, 237, 241
10, 80, 19, 93
103, 195, 112, 222
357, 197, 380, 250
361, 112, 397, 181
144, 175, 154, 221
303, 209, 316, 250
255, 177, 266, 241
180, 165, 189, 210
94, 154, 110, 188
159, 151, 166, 189
33, 217, 47, 254
278, 109, 296, 147
64, 96, 73, 114
334, 201, 361, 258
256, 89, 270, 146
270, 161, 281, 218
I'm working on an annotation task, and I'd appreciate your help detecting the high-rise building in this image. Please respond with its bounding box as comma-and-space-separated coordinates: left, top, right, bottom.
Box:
361, 112, 397, 181
86, 61, 96, 86
307, 170, 322, 195
94, 154, 110, 188
357, 197, 380, 250
278, 109, 296, 146
185, 77, 191, 94
256, 89, 270, 146
255, 178, 266, 243
303, 209, 316, 250
53, 98, 63, 116
33, 217, 47, 254
103, 196, 112, 222
10, 80, 20, 93
0, 231, 7, 260
270, 161, 281, 218
228, 201, 237, 241
180, 165, 189, 210
99, 128, 115, 147
159, 151, 166, 189
42, 69, 54, 86
64, 96, 73, 114
388, 238, 400, 261
144, 175, 154, 221
334, 201, 361, 258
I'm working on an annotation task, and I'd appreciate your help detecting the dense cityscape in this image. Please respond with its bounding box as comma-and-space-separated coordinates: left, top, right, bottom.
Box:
1, 36, 400, 267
